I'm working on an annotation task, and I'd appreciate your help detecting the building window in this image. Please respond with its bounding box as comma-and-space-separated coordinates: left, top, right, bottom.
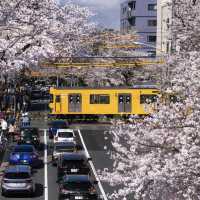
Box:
148, 4, 157, 11
122, 7, 126, 14
148, 19, 157, 26
128, 1, 136, 10
166, 42, 170, 53
147, 35, 157, 43
90, 94, 110, 104
128, 16, 136, 26
166, 18, 170, 29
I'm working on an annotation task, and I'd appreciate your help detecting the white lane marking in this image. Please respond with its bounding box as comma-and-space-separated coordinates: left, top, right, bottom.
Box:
44, 129, 48, 200
78, 129, 108, 200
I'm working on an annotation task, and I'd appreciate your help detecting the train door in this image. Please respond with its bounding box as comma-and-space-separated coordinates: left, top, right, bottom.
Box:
68, 94, 82, 112
118, 94, 132, 113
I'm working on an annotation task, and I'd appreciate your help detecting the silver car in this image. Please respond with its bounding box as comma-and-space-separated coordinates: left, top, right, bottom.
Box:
52, 142, 78, 165
1, 165, 35, 196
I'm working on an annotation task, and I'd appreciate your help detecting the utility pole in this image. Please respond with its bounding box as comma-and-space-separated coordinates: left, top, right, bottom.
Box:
56, 67, 59, 87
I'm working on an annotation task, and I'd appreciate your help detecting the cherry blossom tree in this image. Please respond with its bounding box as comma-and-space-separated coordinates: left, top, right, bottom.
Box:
0, 0, 95, 73
72, 29, 159, 86
99, 1, 200, 199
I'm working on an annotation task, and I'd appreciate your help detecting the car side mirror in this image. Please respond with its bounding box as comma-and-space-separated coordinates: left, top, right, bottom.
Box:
87, 157, 92, 161
76, 144, 83, 151
56, 178, 63, 184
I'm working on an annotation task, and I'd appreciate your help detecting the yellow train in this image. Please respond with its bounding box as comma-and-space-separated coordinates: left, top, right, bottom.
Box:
49, 85, 160, 118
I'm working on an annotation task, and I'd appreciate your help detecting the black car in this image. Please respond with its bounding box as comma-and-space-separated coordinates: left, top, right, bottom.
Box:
57, 153, 91, 178
58, 175, 98, 200
18, 127, 40, 147
52, 142, 77, 165
48, 120, 69, 139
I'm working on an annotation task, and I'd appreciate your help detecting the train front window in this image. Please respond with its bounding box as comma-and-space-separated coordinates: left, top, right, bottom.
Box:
90, 94, 110, 104
140, 95, 158, 104
56, 95, 61, 103
50, 94, 53, 103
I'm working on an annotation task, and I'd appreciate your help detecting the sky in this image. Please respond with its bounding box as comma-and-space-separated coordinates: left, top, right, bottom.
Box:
61, 0, 123, 29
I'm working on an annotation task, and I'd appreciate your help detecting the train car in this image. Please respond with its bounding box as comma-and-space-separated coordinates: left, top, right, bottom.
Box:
48, 85, 160, 118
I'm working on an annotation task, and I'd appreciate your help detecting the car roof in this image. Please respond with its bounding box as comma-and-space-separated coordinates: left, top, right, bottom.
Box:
55, 142, 76, 147
51, 120, 67, 124
15, 144, 34, 148
62, 153, 86, 160
21, 127, 38, 132
21, 127, 37, 130
57, 129, 74, 132
63, 175, 90, 183
5, 165, 31, 173
14, 144, 34, 151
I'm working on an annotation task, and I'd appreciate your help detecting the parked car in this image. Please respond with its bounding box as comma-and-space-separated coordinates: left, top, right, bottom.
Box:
48, 120, 69, 139
9, 144, 39, 167
18, 127, 40, 147
54, 129, 75, 144
52, 142, 77, 165
58, 175, 98, 200
1, 165, 35, 196
57, 153, 91, 178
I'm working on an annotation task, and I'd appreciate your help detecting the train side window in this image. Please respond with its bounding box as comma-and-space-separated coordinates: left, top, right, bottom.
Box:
140, 95, 158, 104
55, 95, 61, 103
100, 95, 110, 104
90, 95, 98, 104
90, 94, 110, 104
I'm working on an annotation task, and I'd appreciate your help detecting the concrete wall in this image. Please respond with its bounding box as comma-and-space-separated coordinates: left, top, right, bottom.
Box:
156, 0, 173, 55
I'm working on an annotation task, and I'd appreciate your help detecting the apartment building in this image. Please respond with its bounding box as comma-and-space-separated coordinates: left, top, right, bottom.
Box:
156, 0, 173, 55
120, 0, 157, 56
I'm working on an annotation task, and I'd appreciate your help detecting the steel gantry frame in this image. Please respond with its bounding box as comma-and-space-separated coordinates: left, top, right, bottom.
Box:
40, 56, 164, 68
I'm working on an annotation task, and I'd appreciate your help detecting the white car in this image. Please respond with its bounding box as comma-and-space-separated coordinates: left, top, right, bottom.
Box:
54, 129, 76, 143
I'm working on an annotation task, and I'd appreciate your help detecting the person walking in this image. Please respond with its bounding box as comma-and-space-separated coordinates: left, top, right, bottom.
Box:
21, 113, 30, 128
8, 123, 15, 142
1, 118, 8, 139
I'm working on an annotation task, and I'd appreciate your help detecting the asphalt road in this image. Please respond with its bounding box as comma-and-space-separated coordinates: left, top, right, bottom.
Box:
0, 120, 114, 200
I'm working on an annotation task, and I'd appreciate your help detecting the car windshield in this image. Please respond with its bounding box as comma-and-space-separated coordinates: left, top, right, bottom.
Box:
62, 160, 84, 167
52, 121, 67, 128
5, 172, 30, 179
63, 182, 92, 191
23, 135, 33, 139
55, 146, 75, 152
14, 146, 34, 153
58, 132, 73, 138
22, 128, 38, 136
23, 133, 38, 138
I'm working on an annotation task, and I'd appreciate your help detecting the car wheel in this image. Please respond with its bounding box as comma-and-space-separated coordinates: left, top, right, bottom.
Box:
1, 189, 6, 197
49, 133, 53, 139
52, 157, 55, 166
30, 185, 35, 197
